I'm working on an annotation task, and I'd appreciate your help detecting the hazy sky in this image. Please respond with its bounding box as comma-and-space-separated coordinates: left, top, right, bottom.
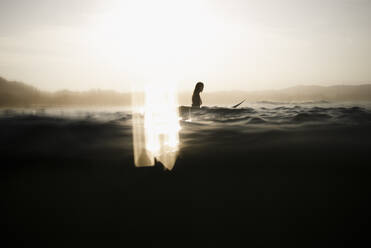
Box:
0, 0, 370, 92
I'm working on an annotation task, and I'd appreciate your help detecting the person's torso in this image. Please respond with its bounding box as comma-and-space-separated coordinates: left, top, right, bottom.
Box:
192, 93, 201, 107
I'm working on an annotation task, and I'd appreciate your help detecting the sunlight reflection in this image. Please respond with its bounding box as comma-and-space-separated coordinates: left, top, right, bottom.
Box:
132, 83, 180, 170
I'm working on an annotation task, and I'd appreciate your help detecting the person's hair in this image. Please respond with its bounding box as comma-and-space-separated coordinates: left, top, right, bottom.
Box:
194, 82, 204, 93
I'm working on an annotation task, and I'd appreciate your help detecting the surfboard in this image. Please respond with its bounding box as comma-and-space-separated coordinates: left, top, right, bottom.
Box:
232, 99, 246, 108
179, 99, 246, 117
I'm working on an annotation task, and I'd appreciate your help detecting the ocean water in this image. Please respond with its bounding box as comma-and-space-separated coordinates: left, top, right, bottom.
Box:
1, 101, 371, 157
1, 101, 371, 154
181, 101, 371, 126
2, 101, 371, 246
2, 101, 371, 127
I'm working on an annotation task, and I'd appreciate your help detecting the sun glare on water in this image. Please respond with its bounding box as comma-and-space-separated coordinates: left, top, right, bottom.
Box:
132, 83, 180, 170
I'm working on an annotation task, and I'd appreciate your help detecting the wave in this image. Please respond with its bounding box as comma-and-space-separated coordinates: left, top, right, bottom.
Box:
255, 100, 331, 105
179, 105, 371, 126
1, 103, 371, 167
291, 113, 332, 123
2, 103, 371, 129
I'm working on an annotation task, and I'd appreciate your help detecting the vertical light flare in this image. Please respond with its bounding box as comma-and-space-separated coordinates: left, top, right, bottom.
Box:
132, 83, 180, 170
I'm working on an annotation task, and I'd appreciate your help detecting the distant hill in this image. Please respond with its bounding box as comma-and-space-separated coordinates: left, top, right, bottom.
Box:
0, 77, 42, 106
1, 76, 371, 107
0, 77, 131, 107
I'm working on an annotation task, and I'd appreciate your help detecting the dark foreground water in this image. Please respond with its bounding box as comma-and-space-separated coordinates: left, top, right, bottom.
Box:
1, 102, 371, 247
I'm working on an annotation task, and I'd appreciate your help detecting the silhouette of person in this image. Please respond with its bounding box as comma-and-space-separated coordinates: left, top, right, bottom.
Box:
192, 82, 204, 108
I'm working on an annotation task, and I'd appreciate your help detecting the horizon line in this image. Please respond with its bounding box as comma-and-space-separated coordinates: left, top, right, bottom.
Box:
1, 76, 371, 94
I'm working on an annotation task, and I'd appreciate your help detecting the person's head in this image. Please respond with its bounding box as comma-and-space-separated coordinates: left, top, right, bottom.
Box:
194, 82, 204, 93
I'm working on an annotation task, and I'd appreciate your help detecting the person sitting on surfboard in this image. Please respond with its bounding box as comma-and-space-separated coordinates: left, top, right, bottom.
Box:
192, 82, 204, 108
